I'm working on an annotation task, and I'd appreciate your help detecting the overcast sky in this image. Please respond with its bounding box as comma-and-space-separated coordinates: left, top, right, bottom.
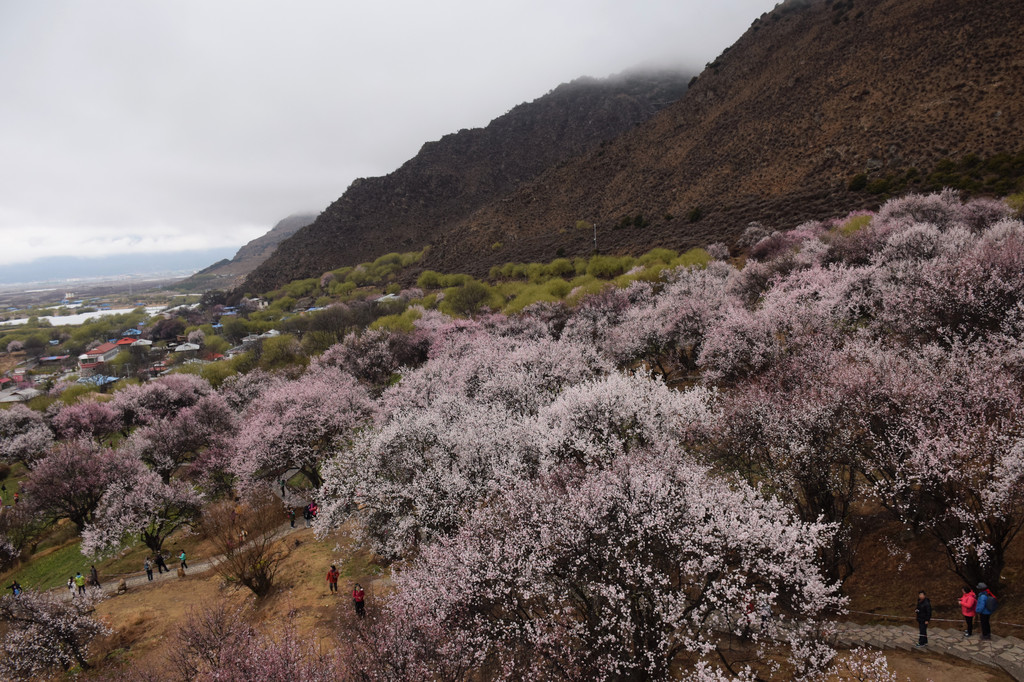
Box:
0, 0, 778, 268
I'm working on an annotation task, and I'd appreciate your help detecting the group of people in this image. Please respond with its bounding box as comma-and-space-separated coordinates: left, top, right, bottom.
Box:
143, 551, 174, 580
61, 550, 187, 598
302, 502, 319, 527
0, 484, 19, 510
67, 565, 101, 596
326, 565, 365, 618
915, 583, 1000, 647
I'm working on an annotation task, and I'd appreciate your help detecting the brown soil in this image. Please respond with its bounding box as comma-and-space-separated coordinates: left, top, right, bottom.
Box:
89, 525, 387, 675
836, 649, 1013, 681
843, 510, 1024, 634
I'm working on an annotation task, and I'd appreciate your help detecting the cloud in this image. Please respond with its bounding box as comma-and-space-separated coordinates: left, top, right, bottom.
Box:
0, 0, 777, 269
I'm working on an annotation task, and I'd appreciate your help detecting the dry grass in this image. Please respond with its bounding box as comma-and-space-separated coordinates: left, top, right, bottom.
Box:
88, 523, 389, 674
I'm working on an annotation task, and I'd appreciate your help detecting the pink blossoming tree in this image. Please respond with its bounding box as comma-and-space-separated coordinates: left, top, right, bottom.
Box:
0, 404, 53, 468
0, 589, 109, 678
82, 468, 203, 556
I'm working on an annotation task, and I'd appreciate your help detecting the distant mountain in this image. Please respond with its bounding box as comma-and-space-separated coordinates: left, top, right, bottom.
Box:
417, 0, 1024, 274
244, 70, 693, 292
178, 213, 316, 291
0, 248, 237, 286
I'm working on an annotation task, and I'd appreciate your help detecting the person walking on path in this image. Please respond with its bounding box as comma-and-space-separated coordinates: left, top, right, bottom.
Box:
326, 565, 339, 593
288, 508, 296, 528
179, 550, 188, 570
976, 583, 997, 640
67, 576, 75, 597
89, 564, 100, 588
303, 505, 312, 528
960, 586, 977, 637
353, 582, 365, 618
155, 551, 168, 574
144, 557, 154, 581
915, 591, 932, 647
74, 572, 86, 595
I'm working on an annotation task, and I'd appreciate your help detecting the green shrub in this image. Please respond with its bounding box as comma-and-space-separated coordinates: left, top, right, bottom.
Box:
614, 266, 664, 287
301, 330, 340, 356
847, 173, 868, 191
504, 286, 561, 315
330, 266, 354, 280
58, 383, 101, 405
546, 258, 575, 278
283, 278, 318, 298
544, 278, 573, 298
687, 207, 704, 223
671, 248, 711, 270
417, 271, 443, 289
201, 361, 237, 388
439, 279, 501, 317
637, 248, 677, 266
836, 214, 873, 235
259, 334, 306, 371
525, 263, 547, 284
269, 296, 296, 313
328, 280, 357, 298
373, 252, 403, 268
586, 255, 634, 279
1007, 192, 1024, 218
565, 276, 607, 304
370, 308, 423, 333
866, 177, 891, 195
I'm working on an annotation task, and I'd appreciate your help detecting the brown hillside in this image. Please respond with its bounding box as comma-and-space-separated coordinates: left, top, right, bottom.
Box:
243, 71, 692, 292
422, 0, 1024, 274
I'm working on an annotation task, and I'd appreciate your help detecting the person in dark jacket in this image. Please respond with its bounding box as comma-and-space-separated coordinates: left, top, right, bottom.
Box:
976, 582, 996, 640
915, 591, 932, 647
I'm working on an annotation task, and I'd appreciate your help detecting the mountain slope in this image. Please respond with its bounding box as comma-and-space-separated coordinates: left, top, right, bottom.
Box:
419, 0, 1024, 273
180, 213, 316, 290
243, 71, 692, 292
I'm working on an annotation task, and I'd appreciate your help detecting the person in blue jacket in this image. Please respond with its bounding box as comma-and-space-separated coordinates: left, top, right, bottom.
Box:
976, 583, 996, 640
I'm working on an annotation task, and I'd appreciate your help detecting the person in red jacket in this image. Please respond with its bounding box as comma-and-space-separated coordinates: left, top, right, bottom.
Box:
959, 586, 977, 637
326, 565, 339, 593
353, 582, 365, 618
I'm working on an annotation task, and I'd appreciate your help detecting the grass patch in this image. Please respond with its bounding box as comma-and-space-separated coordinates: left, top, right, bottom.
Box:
835, 214, 873, 235
5, 539, 87, 591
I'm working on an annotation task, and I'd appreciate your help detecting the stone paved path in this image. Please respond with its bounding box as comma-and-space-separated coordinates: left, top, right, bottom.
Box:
835, 622, 1024, 681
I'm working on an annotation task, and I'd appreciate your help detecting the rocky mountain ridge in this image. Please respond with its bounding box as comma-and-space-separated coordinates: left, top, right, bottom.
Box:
245, 0, 1024, 290
418, 0, 1024, 274
243, 71, 692, 292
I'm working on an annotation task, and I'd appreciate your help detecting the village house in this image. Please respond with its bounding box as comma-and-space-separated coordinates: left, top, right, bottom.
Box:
78, 341, 120, 372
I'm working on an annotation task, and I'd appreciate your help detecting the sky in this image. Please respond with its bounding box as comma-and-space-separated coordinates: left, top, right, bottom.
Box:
0, 0, 779, 271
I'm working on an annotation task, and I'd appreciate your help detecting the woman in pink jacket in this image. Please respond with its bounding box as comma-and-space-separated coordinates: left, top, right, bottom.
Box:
959, 586, 977, 637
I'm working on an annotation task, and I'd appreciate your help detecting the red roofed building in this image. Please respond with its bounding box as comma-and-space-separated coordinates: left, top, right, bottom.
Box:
79, 342, 120, 371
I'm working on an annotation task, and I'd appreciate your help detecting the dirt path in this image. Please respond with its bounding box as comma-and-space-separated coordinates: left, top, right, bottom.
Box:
60, 469, 309, 600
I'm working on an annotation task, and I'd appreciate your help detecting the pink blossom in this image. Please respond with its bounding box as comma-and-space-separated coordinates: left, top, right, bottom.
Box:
0, 404, 53, 468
